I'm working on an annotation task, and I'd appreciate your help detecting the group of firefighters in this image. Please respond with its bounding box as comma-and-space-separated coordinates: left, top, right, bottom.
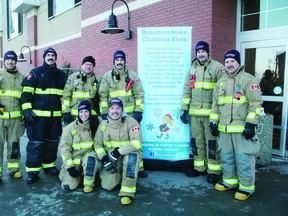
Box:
0, 41, 263, 205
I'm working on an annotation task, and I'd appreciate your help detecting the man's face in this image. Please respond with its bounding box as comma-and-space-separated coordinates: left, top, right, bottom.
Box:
114, 58, 125, 70
225, 58, 240, 75
196, 50, 209, 63
4, 58, 16, 70
79, 109, 90, 123
44, 53, 56, 65
81, 62, 94, 75
108, 104, 123, 120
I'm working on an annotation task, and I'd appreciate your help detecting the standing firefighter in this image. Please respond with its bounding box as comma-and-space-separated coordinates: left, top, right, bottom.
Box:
180, 41, 224, 184
61, 56, 101, 125
0, 50, 25, 179
99, 50, 147, 178
210, 49, 263, 200
21, 47, 67, 184
94, 98, 142, 205
59, 100, 99, 193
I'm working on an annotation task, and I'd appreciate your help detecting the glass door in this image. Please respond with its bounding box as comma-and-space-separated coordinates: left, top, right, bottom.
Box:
241, 39, 288, 156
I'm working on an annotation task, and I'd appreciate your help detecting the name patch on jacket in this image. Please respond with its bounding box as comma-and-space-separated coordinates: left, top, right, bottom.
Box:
251, 84, 260, 90
131, 127, 140, 132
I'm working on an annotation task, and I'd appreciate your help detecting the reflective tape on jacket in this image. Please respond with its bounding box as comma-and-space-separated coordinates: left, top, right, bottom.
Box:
84, 177, 95, 186
124, 105, 135, 114
26, 166, 42, 172
209, 112, 219, 121
42, 162, 56, 168
72, 141, 94, 150
0, 111, 22, 119
22, 86, 35, 94
218, 124, 245, 133
218, 96, 248, 105
120, 185, 136, 194
109, 89, 132, 98
194, 160, 205, 167
22, 102, 32, 110
194, 82, 216, 89
96, 147, 106, 155
7, 162, 20, 169
0, 90, 22, 98
104, 140, 130, 149
33, 110, 62, 117
208, 163, 221, 171
189, 108, 211, 116
72, 92, 90, 98
182, 97, 191, 105
100, 101, 108, 109
35, 88, 63, 96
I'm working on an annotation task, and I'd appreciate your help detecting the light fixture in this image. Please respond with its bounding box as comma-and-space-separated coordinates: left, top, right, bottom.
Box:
101, 0, 131, 40
18, 45, 32, 64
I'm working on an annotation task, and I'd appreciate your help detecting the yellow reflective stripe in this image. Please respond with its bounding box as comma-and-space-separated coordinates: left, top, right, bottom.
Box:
135, 99, 142, 106
223, 178, 239, 186
35, 88, 63, 96
62, 99, 71, 111
22, 86, 35, 93
72, 92, 90, 98
0, 111, 22, 119
22, 102, 32, 110
100, 101, 108, 108
131, 140, 142, 150
209, 113, 219, 121
42, 162, 56, 168
218, 125, 245, 133
84, 177, 95, 186
120, 185, 136, 193
71, 109, 97, 116
66, 158, 74, 166
194, 160, 205, 167
73, 158, 81, 165
256, 107, 262, 115
194, 82, 216, 89
124, 105, 135, 114
0, 166, 2, 172
218, 96, 248, 105
96, 148, 106, 155
109, 89, 133, 98
72, 142, 94, 150
33, 110, 62, 117
189, 108, 211, 116
182, 98, 190, 105
7, 162, 20, 169
139, 160, 144, 169
208, 163, 221, 171
247, 112, 256, 120
26, 167, 42, 172
239, 182, 255, 191
0, 90, 22, 98
104, 140, 130, 149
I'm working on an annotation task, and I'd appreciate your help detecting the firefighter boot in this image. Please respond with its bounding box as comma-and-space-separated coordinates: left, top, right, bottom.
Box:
234, 190, 253, 201
207, 173, 219, 184
215, 182, 233, 191
26, 173, 38, 184
44, 167, 59, 175
84, 186, 93, 193
120, 196, 133, 206
10, 171, 22, 178
138, 170, 148, 178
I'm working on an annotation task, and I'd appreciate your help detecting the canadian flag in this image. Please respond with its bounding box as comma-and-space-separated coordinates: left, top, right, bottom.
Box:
131, 127, 140, 132
251, 84, 260, 89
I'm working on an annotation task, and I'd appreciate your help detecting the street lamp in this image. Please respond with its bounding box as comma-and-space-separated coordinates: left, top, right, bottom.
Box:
101, 0, 131, 40
18, 45, 32, 64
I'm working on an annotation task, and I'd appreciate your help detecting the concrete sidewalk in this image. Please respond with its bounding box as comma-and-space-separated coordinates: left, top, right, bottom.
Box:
0, 133, 287, 216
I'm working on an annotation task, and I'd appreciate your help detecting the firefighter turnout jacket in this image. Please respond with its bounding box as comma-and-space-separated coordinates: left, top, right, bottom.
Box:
99, 66, 144, 115
62, 71, 101, 116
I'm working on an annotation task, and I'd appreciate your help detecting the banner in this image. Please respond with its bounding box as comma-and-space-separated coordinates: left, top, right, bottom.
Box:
138, 27, 192, 161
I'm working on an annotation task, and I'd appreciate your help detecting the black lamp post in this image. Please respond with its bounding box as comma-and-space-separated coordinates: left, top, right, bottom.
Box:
19, 45, 32, 64
101, 0, 131, 40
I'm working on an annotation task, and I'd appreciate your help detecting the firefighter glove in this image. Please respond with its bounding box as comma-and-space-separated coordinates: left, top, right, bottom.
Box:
67, 166, 81, 178
100, 113, 108, 121
243, 122, 257, 140
101, 155, 117, 174
63, 113, 74, 124
209, 122, 219, 137
180, 110, 189, 124
132, 112, 143, 123
0, 104, 5, 115
24, 110, 36, 124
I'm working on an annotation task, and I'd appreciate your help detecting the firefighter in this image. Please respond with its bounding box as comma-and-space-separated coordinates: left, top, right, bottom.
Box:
210, 49, 263, 201
180, 41, 225, 184
99, 50, 147, 178
61, 56, 101, 125
0, 50, 25, 179
59, 100, 99, 193
94, 98, 142, 205
21, 47, 67, 184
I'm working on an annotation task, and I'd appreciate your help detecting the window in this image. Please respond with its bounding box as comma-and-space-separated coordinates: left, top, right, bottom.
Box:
48, 0, 81, 18
7, 0, 23, 39
241, 0, 288, 31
